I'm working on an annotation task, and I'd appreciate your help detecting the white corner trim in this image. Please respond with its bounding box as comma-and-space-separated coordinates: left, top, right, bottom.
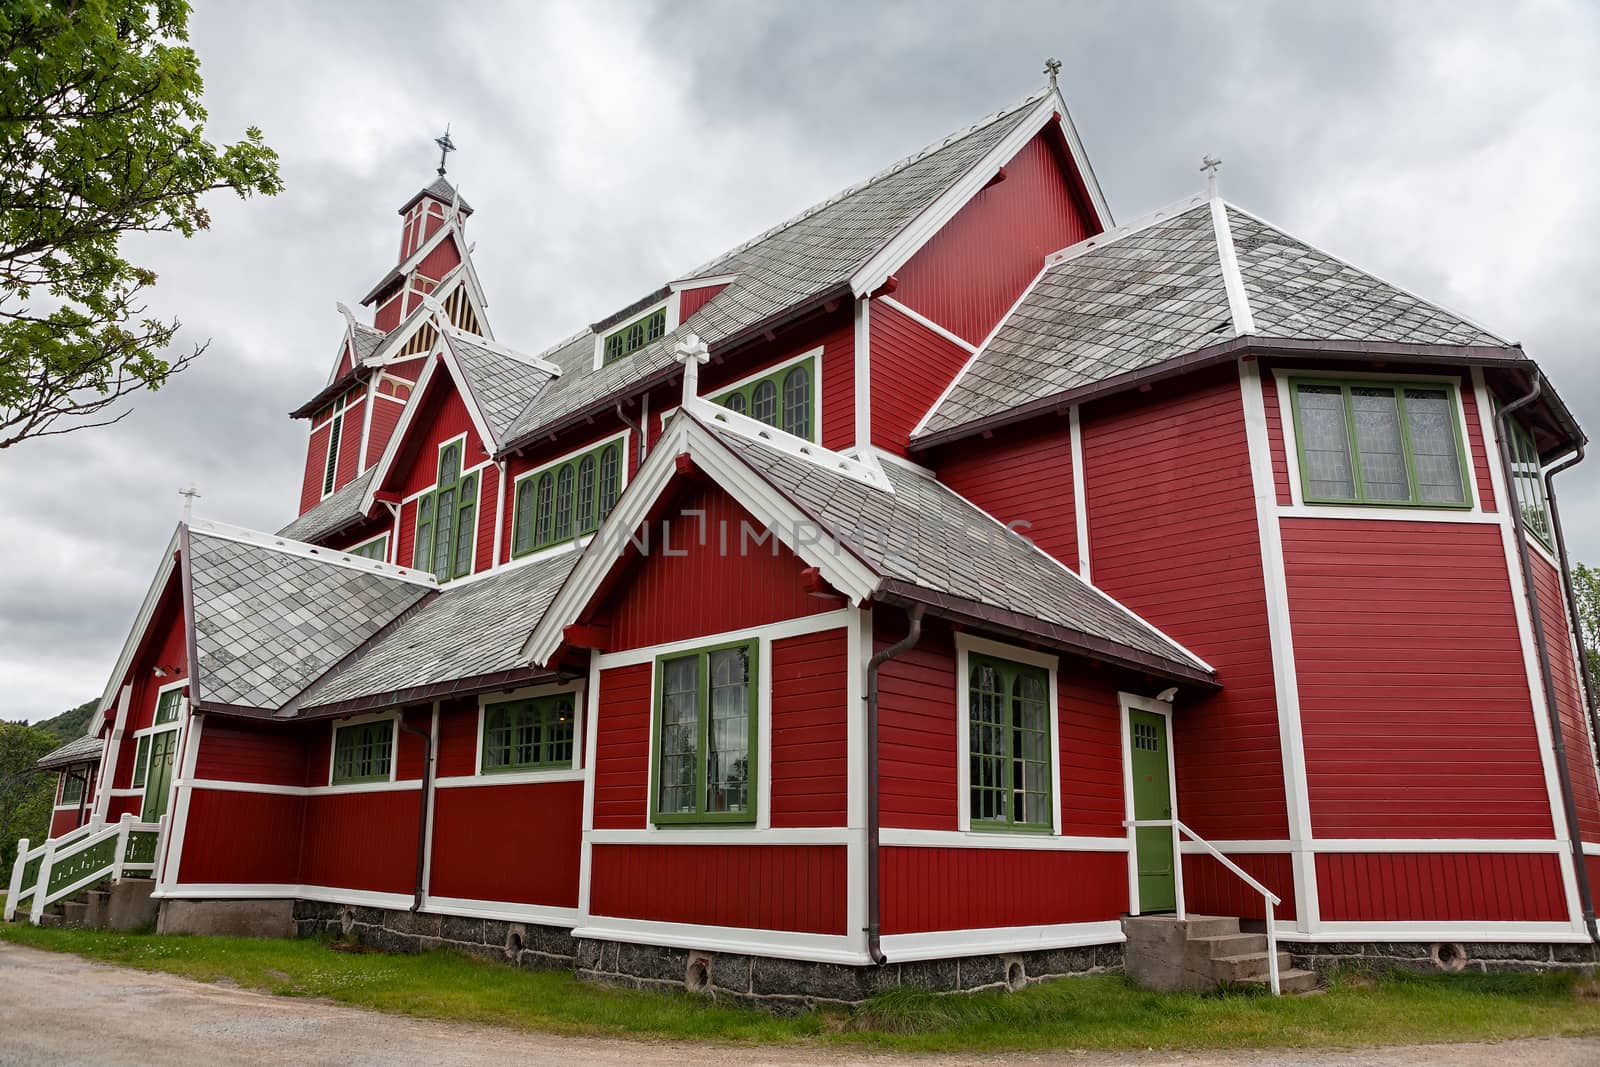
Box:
876, 297, 979, 354
1069, 405, 1090, 579
853, 297, 872, 450
1210, 194, 1255, 336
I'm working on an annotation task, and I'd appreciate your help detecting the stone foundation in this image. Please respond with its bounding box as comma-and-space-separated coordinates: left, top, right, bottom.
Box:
574, 939, 1124, 1010
291, 900, 577, 970
159, 897, 294, 937
1285, 939, 1600, 976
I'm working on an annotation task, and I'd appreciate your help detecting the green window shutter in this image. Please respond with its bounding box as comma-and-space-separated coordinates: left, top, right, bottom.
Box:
651, 639, 758, 825
322, 413, 342, 496
452, 472, 478, 578
967, 655, 1052, 831
414, 496, 434, 569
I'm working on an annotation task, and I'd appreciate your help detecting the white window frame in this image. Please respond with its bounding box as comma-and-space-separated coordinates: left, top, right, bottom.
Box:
328, 709, 401, 787
591, 295, 681, 371
471, 680, 586, 784
954, 633, 1062, 835
409, 432, 482, 578
507, 428, 631, 558
656, 345, 825, 444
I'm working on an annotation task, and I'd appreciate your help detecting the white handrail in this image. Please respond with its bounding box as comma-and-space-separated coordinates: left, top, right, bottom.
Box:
1126, 817, 1283, 995
10, 818, 164, 925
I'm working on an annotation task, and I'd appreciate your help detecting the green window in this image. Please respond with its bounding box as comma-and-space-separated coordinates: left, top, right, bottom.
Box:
714, 358, 815, 440
332, 720, 394, 784
1289, 378, 1470, 508
60, 769, 86, 805
348, 535, 388, 561
132, 736, 151, 788
1506, 418, 1553, 549
968, 654, 1052, 831
322, 411, 342, 496
481, 694, 576, 772
652, 640, 757, 825
412, 441, 478, 581
602, 307, 666, 364
512, 440, 624, 556
153, 688, 182, 725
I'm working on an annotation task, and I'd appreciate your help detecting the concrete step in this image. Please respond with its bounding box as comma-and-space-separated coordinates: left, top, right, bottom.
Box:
1193, 932, 1267, 958
60, 901, 88, 928
85, 890, 110, 929
1181, 915, 1240, 938
37, 912, 63, 928
1212, 951, 1293, 982
1242, 967, 1321, 995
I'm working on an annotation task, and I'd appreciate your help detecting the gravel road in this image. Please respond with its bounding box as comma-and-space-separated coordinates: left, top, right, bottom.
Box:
3, 941, 1599, 1066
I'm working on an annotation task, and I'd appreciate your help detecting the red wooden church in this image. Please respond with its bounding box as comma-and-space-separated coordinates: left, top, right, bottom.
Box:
13, 67, 1600, 1000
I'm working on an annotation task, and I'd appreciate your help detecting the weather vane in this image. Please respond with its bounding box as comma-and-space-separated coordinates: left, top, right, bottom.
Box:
435, 125, 456, 176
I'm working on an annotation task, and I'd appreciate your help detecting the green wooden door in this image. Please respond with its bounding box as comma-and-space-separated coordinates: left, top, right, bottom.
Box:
141, 730, 178, 821
1129, 709, 1176, 912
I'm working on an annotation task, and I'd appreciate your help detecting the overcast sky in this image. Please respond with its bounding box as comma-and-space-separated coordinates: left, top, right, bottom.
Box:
4, 0, 1597, 723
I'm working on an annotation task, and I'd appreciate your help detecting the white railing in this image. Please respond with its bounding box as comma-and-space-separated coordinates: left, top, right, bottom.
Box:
5, 814, 166, 925
1126, 817, 1283, 995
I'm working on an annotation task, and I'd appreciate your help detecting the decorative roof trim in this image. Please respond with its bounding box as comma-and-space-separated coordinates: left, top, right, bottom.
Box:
187, 517, 438, 587
1043, 193, 1208, 268
1210, 193, 1256, 335
358, 350, 443, 514
441, 323, 562, 376
94, 527, 181, 718
684, 396, 892, 491
668, 272, 738, 292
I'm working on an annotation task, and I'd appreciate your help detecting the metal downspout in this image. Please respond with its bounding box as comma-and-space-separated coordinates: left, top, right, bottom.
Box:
396, 714, 434, 912
1495, 377, 1600, 940
1544, 443, 1600, 932
865, 604, 925, 964
616, 401, 648, 467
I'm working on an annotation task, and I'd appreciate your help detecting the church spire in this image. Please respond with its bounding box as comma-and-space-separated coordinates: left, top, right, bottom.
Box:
434, 125, 456, 177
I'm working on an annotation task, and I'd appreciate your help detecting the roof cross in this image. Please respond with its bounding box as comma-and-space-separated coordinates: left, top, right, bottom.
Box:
1043, 57, 1062, 89
673, 333, 711, 405
1201, 154, 1223, 197
179, 483, 201, 521
435, 125, 456, 176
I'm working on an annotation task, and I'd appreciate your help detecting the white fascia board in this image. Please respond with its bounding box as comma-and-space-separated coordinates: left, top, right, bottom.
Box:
95, 528, 182, 717
438, 330, 504, 454
850, 95, 1058, 299
1049, 85, 1115, 231
358, 353, 441, 515
668, 272, 737, 292
521, 415, 881, 666
441, 323, 562, 377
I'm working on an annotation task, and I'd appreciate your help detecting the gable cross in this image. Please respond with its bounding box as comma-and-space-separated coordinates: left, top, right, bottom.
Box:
435, 125, 456, 176
673, 333, 711, 405
1043, 57, 1062, 89
1201, 154, 1222, 197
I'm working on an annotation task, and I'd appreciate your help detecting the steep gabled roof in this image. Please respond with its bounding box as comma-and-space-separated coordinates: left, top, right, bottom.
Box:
184, 522, 435, 713
37, 733, 103, 770
276, 468, 375, 543
441, 327, 559, 447
500, 87, 1088, 451
399, 174, 472, 218
286, 551, 577, 717
914, 193, 1519, 442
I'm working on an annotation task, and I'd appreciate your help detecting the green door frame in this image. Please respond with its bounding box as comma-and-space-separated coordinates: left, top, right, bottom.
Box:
1124, 696, 1177, 914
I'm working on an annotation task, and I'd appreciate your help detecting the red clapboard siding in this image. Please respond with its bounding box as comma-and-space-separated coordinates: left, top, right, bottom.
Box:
937, 421, 1077, 573
880, 848, 1126, 933
869, 302, 975, 456
105, 796, 141, 822
592, 663, 653, 830
301, 422, 331, 514
678, 282, 727, 320
606, 483, 836, 650
434, 697, 480, 778
1283, 519, 1552, 838
1530, 553, 1600, 839
894, 132, 1094, 347
416, 231, 462, 282
396, 377, 488, 499
366, 393, 406, 469
429, 781, 583, 906
473, 461, 499, 574
194, 719, 307, 787
49, 810, 86, 838
334, 396, 364, 492
1459, 382, 1497, 511
770, 629, 849, 827
1083, 367, 1288, 839
298, 791, 421, 894
1316, 852, 1567, 922
1181, 852, 1297, 921
178, 789, 305, 884
1261, 369, 1293, 505
1058, 676, 1126, 836
877, 621, 958, 830
589, 844, 847, 934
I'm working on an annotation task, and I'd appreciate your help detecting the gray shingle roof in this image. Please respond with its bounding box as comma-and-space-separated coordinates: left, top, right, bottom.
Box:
350, 322, 385, 363
706, 424, 1207, 676
501, 94, 1046, 448
918, 198, 1509, 438
188, 529, 433, 710
276, 468, 375, 543
292, 551, 578, 712
37, 733, 103, 769
445, 332, 556, 446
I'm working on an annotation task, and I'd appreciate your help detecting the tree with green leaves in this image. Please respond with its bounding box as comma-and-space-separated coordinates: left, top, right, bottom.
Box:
0, 0, 282, 448
0, 722, 57, 873
1575, 562, 1599, 697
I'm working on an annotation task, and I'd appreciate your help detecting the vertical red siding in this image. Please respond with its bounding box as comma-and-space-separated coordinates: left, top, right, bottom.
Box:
770, 629, 849, 827
936, 421, 1077, 572
395, 497, 417, 570
678, 282, 727, 320
474, 462, 499, 574
1058, 677, 1126, 837
366, 394, 406, 469
1181, 852, 1297, 921
416, 233, 462, 283
434, 697, 479, 778
1284, 519, 1552, 838
881, 848, 1126, 933
334, 396, 364, 491
894, 132, 1094, 346
1316, 852, 1567, 922
1083, 368, 1287, 838
592, 663, 652, 830
298, 791, 421, 894
374, 292, 403, 333
429, 781, 583, 906
301, 422, 331, 514
396, 375, 487, 499
877, 621, 958, 830
605, 484, 836, 651
589, 844, 847, 934
1530, 553, 1600, 839
869, 302, 977, 456
178, 790, 304, 884
194, 719, 308, 787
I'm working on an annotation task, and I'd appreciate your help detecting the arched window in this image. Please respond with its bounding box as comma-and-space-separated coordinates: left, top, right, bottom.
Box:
781, 365, 810, 439
554, 464, 575, 541
599, 444, 621, 519
576, 455, 597, 533
751, 379, 778, 426
725, 392, 746, 416
534, 472, 555, 546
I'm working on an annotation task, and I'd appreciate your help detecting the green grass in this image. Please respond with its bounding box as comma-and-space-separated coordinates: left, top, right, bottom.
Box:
3, 923, 1600, 1052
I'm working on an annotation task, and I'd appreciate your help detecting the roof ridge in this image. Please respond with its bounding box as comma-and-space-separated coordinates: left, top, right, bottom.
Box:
188, 517, 438, 588
442, 323, 563, 375
1044, 191, 1210, 268
1209, 192, 1256, 335
679, 88, 1051, 280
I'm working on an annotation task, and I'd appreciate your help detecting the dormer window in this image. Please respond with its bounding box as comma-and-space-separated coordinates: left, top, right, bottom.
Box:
602, 306, 666, 364
713, 353, 817, 441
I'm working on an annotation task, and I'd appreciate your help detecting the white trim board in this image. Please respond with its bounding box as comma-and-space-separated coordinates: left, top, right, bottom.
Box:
571, 916, 865, 967
881, 919, 1125, 964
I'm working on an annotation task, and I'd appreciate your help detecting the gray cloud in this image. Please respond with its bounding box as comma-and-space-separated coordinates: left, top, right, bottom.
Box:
5, 0, 1597, 722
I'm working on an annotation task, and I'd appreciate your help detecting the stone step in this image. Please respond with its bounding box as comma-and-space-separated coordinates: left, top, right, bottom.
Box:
1242, 967, 1321, 995
37, 912, 63, 928
1193, 932, 1267, 958
1182, 915, 1241, 938
1212, 951, 1293, 982
60, 901, 88, 928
